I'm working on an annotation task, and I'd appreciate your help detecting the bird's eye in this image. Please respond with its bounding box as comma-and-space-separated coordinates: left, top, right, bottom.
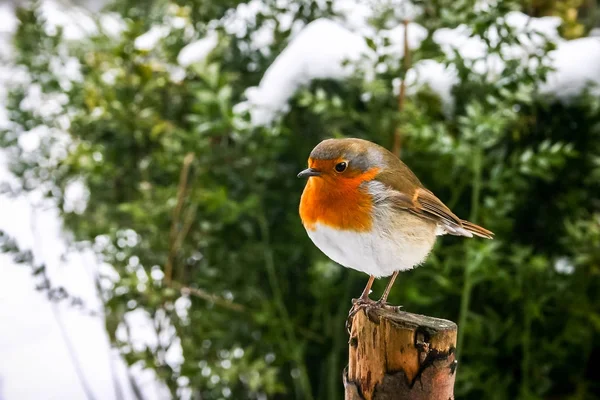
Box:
334, 162, 347, 173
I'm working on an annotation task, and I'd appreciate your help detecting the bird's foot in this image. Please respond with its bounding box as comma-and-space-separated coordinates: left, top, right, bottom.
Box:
348, 297, 377, 318
345, 299, 402, 334
351, 296, 377, 306
373, 300, 403, 313
346, 297, 376, 334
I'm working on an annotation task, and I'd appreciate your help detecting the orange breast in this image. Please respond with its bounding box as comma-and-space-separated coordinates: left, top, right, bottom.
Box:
299, 168, 379, 232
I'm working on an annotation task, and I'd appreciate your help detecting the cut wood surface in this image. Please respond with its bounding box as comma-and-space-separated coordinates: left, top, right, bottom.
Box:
345, 307, 458, 400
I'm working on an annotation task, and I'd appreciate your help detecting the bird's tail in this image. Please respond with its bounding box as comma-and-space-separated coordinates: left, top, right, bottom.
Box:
460, 219, 494, 239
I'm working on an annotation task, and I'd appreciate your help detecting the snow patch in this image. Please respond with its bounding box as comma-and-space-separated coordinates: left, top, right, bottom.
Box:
238, 9, 591, 125
40, 0, 97, 40
554, 257, 575, 274
116, 309, 184, 370
332, 0, 422, 37
134, 26, 170, 51
0, 4, 17, 35
99, 14, 127, 38
404, 60, 459, 116
379, 22, 428, 61
222, 0, 270, 38
64, 179, 90, 215
239, 18, 376, 125
540, 37, 600, 101
433, 11, 563, 76
177, 33, 219, 66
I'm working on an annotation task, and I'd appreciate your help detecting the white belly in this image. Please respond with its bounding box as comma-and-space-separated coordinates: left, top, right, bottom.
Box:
305, 213, 437, 278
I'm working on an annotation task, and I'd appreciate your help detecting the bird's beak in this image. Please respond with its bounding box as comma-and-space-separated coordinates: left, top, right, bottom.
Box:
297, 168, 321, 178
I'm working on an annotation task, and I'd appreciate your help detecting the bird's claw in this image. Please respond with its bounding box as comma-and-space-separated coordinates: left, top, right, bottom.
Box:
374, 300, 403, 312
351, 296, 376, 306
346, 300, 402, 334
346, 297, 375, 334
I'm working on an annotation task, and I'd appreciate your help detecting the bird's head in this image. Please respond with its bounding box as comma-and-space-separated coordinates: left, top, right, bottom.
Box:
298, 138, 385, 184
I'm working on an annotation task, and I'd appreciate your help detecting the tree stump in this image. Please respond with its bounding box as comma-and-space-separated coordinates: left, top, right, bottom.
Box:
345, 307, 458, 400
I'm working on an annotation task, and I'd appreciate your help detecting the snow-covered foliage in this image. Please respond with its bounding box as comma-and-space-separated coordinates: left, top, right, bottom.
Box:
239, 8, 599, 125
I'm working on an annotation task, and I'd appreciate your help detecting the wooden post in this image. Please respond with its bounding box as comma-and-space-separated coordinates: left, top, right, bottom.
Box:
344, 307, 458, 400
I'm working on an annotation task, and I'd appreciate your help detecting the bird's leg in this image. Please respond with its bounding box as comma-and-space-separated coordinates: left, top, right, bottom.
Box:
375, 271, 401, 310
346, 276, 376, 333
351, 275, 376, 306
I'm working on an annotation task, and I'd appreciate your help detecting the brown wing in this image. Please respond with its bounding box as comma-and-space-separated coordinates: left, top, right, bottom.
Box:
374, 155, 493, 239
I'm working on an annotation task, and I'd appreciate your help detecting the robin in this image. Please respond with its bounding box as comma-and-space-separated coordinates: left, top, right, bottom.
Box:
298, 138, 493, 319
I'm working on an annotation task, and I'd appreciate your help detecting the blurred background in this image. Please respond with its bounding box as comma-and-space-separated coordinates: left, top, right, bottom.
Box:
1, 0, 599, 399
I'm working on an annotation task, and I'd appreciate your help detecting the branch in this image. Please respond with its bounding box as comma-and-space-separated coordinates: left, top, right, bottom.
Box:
258, 212, 315, 399
160, 153, 248, 313
51, 302, 99, 400
26, 208, 98, 400
172, 204, 197, 254
392, 20, 412, 157
170, 281, 246, 312
165, 152, 195, 284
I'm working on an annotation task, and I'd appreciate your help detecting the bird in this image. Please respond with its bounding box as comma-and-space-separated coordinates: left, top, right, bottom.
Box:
298, 138, 493, 318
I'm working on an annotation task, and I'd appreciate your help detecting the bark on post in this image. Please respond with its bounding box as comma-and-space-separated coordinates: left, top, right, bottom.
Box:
345, 307, 458, 400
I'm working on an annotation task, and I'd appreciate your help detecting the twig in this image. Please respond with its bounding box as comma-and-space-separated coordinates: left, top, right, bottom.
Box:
297, 326, 325, 344
107, 349, 126, 400
126, 369, 146, 400
258, 212, 314, 400
161, 154, 246, 312
29, 207, 98, 400
165, 152, 195, 284
50, 303, 99, 400
457, 148, 483, 360
171, 204, 197, 253
172, 282, 246, 312
392, 20, 412, 157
